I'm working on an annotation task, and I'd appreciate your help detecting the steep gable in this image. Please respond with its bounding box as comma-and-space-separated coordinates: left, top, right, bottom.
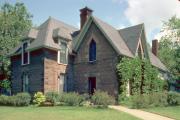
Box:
73, 16, 133, 57
119, 24, 143, 55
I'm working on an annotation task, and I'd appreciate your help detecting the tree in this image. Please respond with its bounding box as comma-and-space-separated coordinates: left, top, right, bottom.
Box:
158, 16, 180, 81
0, 2, 32, 78
0, 2, 32, 93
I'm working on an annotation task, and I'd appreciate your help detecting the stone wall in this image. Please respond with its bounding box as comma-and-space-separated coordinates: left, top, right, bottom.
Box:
73, 23, 119, 97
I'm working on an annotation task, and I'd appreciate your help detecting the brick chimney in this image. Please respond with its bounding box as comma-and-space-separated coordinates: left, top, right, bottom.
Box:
80, 6, 93, 30
152, 39, 159, 56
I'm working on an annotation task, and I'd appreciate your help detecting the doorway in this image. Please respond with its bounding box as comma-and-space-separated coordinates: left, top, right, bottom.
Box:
88, 77, 96, 95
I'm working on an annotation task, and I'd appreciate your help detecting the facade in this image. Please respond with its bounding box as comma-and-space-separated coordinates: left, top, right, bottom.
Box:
9, 7, 168, 96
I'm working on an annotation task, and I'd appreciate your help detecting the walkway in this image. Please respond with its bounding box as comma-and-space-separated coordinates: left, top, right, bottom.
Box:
109, 106, 174, 120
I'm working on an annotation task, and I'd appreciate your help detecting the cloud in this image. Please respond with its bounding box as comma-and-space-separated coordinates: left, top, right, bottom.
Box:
124, 0, 180, 41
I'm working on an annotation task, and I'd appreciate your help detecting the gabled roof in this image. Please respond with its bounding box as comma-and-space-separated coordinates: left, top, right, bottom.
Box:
73, 16, 133, 57
9, 17, 78, 56
119, 24, 143, 55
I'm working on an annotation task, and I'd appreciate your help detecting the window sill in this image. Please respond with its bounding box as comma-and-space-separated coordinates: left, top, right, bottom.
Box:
88, 60, 96, 64
57, 62, 68, 66
21, 63, 30, 66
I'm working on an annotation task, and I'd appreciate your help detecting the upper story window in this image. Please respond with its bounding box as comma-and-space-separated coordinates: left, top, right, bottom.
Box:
58, 41, 68, 64
22, 41, 30, 65
89, 40, 96, 62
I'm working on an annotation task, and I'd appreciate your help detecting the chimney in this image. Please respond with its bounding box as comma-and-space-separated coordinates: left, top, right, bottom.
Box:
152, 39, 159, 56
80, 6, 93, 30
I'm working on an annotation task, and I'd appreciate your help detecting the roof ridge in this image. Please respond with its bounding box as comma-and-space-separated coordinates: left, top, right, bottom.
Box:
48, 16, 78, 30
119, 23, 144, 31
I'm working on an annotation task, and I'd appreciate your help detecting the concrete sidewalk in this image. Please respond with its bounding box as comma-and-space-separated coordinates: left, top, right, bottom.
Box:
109, 106, 174, 120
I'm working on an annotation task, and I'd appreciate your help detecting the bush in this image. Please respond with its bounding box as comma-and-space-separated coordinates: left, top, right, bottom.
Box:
0, 95, 9, 105
14, 93, 31, 106
167, 91, 180, 106
0, 93, 31, 106
45, 92, 59, 106
91, 90, 115, 108
130, 94, 148, 109
150, 92, 168, 107
33, 92, 46, 106
59, 92, 84, 106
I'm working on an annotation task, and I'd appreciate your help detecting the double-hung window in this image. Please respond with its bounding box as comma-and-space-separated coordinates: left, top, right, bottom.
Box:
58, 41, 68, 64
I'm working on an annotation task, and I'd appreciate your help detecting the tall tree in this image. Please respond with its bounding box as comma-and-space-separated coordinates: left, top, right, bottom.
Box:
158, 16, 180, 81
0, 2, 32, 78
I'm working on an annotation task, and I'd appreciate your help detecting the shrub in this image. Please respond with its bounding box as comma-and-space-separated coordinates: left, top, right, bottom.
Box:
91, 90, 115, 108
0, 93, 31, 106
150, 92, 168, 107
14, 93, 31, 106
167, 91, 180, 106
0, 95, 9, 105
45, 91, 59, 106
59, 92, 84, 106
33, 92, 46, 106
130, 94, 148, 109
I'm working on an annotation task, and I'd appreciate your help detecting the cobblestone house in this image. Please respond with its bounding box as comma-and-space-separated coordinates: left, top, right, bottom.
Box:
9, 7, 168, 97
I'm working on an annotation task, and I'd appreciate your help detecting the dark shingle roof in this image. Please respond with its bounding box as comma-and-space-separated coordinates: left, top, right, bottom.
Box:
27, 17, 78, 51
93, 16, 133, 57
119, 24, 143, 55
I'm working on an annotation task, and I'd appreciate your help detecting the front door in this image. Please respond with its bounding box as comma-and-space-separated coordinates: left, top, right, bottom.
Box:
88, 77, 96, 95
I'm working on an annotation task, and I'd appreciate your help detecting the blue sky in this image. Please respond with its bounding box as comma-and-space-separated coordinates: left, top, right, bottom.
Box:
1, 0, 180, 44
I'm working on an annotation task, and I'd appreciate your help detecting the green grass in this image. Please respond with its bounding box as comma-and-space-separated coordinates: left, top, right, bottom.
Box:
0, 106, 140, 120
143, 106, 180, 120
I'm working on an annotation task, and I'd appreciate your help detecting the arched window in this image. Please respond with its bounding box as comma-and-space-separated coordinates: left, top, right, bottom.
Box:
89, 40, 96, 62
22, 73, 29, 92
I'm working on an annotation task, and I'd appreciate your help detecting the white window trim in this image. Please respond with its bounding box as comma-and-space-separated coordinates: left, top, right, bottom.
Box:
57, 39, 68, 65
21, 41, 30, 66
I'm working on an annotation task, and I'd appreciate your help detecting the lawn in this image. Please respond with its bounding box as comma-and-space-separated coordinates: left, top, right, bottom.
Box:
143, 106, 180, 120
0, 106, 140, 120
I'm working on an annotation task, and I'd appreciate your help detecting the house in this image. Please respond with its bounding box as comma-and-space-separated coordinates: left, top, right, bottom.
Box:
9, 7, 168, 96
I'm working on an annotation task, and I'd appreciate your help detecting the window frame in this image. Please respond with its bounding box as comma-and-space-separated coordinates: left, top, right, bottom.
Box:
57, 39, 68, 64
21, 41, 30, 65
22, 73, 29, 92
89, 39, 96, 62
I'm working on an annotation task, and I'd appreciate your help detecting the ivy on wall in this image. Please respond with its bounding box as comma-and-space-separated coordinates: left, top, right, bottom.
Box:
116, 57, 167, 96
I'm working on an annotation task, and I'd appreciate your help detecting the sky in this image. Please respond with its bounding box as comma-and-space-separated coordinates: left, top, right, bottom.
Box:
0, 0, 180, 44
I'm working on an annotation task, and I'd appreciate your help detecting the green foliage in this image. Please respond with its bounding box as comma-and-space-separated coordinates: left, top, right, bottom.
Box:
0, 92, 31, 106
158, 16, 180, 81
33, 92, 46, 106
0, 79, 11, 90
117, 57, 165, 96
167, 91, 180, 106
59, 92, 84, 106
0, 95, 9, 105
91, 90, 115, 108
45, 91, 59, 106
0, 2, 32, 78
124, 92, 168, 109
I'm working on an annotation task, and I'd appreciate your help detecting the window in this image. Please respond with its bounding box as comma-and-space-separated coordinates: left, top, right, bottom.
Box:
22, 42, 30, 65
22, 73, 29, 92
58, 42, 68, 64
89, 40, 96, 62
59, 74, 67, 92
